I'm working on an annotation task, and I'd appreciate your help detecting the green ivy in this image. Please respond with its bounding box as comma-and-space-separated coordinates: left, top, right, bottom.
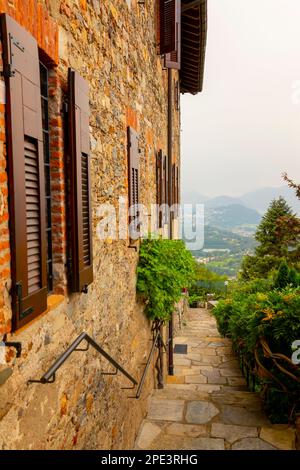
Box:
137, 238, 197, 321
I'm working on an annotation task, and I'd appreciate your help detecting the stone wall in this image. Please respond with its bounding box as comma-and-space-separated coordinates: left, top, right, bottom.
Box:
0, 0, 180, 449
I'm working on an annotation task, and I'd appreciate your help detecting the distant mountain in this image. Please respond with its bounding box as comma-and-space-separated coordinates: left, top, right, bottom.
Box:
241, 186, 300, 215
206, 196, 244, 208
182, 185, 300, 215
206, 204, 261, 229
182, 191, 209, 206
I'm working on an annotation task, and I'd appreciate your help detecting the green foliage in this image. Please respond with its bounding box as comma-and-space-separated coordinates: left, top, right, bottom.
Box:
274, 261, 300, 289
137, 238, 197, 321
213, 286, 300, 422
274, 261, 290, 289
188, 263, 227, 305
240, 254, 280, 280
255, 197, 293, 257
240, 197, 300, 279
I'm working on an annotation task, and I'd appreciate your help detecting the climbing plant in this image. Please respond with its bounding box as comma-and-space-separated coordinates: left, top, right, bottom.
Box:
137, 238, 197, 321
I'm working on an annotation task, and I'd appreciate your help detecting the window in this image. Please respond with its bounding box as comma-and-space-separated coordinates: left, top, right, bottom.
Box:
159, 0, 181, 69
40, 61, 53, 292
127, 127, 140, 240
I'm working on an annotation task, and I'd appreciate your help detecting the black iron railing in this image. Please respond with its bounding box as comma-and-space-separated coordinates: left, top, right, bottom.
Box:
28, 332, 138, 388
135, 325, 168, 399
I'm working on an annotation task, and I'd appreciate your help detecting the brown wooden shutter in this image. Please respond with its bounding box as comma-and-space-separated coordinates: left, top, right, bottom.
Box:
1, 14, 47, 329
159, 0, 177, 55
176, 165, 180, 206
127, 127, 140, 238
165, 0, 181, 69
164, 154, 169, 224
156, 150, 163, 229
68, 68, 93, 293
172, 163, 176, 207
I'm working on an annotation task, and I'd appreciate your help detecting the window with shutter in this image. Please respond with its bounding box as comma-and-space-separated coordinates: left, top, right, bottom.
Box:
40, 61, 53, 292
172, 162, 176, 208
164, 154, 169, 225
1, 13, 47, 329
156, 150, 163, 229
68, 68, 93, 293
127, 127, 140, 239
164, 0, 181, 69
176, 164, 180, 207
159, 0, 177, 55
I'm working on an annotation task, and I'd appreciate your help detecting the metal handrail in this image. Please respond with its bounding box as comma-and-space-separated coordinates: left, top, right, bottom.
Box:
28, 332, 138, 388
135, 329, 168, 399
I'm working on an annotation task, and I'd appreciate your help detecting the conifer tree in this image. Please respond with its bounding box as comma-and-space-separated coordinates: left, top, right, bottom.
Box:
255, 197, 293, 257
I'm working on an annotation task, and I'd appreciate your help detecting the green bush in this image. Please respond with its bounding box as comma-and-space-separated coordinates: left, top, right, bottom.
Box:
213, 286, 300, 423
274, 261, 300, 289
137, 238, 197, 321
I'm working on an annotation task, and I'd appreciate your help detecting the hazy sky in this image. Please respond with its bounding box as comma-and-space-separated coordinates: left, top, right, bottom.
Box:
181, 0, 300, 197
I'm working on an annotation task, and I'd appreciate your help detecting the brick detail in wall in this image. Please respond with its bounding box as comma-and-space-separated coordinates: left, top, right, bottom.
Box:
48, 70, 68, 295
0, 0, 58, 64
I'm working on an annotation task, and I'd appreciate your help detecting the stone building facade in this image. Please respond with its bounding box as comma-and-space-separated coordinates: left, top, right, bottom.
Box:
0, 0, 207, 449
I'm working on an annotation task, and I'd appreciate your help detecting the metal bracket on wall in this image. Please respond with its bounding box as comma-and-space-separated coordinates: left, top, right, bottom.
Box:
1, 335, 22, 358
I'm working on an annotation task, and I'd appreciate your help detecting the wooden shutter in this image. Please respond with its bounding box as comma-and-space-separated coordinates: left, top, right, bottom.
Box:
159, 0, 177, 54
1, 14, 47, 329
164, 154, 169, 224
176, 165, 180, 207
127, 127, 140, 238
68, 69, 93, 293
172, 163, 176, 206
156, 150, 163, 229
165, 0, 181, 69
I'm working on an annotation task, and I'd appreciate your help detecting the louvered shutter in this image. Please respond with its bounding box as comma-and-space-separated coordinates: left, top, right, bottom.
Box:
1, 14, 47, 329
172, 163, 176, 207
159, 0, 177, 54
176, 165, 180, 206
156, 150, 163, 229
165, 0, 181, 69
68, 69, 93, 293
127, 127, 140, 239
164, 154, 169, 224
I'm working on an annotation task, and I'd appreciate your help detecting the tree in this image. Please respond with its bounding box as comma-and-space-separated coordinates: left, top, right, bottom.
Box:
255, 197, 294, 258
240, 197, 300, 279
274, 261, 290, 289
283, 172, 300, 200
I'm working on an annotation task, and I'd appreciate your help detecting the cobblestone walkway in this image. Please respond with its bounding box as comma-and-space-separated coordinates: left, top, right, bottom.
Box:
135, 308, 296, 450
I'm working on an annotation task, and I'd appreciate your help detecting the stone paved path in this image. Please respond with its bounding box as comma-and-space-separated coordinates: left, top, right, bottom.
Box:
135, 308, 296, 450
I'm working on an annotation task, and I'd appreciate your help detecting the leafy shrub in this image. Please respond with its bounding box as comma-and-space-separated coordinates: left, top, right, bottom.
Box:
213, 286, 300, 422
137, 238, 197, 321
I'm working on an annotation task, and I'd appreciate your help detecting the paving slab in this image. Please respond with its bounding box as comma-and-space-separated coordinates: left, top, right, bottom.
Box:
232, 438, 277, 450
260, 426, 296, 450
147, 399, 185, 422
136, 422, 162, 449
185, 401, 220, 424
221, 405, 270, 426
211, 423, 258, 444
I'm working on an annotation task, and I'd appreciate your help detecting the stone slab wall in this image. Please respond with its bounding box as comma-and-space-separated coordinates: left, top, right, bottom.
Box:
0, 0, 180, 449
